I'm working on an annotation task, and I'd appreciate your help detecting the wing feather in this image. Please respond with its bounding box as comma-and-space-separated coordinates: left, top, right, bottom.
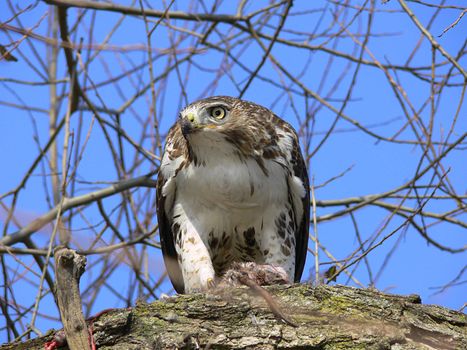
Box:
290, 136, 310, 282
156, 126, 186, 293
265, 115, 310, 283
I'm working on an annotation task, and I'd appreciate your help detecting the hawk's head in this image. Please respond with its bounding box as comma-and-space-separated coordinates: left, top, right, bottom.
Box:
179, 96, 238, 138
173, 96, 285, 164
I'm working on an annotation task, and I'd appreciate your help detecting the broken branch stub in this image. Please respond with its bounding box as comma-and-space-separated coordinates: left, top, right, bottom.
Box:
53, 246, 91, 350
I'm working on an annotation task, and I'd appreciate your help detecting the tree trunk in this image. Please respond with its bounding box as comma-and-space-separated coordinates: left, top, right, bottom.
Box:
2, 284, 465, 349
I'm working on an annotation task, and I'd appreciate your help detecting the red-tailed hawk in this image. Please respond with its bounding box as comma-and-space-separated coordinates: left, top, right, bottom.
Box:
156, 96, 310, 293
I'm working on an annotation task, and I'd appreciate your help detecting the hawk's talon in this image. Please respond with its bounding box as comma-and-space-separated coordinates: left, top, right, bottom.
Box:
207, 277, 216, 289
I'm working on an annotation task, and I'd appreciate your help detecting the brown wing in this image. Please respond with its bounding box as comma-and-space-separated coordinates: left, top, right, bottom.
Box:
291, 137, 310, 283
156, 157, 185, 294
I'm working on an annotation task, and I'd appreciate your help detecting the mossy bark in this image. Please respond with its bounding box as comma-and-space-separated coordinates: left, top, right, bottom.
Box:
2, 284, 465, 349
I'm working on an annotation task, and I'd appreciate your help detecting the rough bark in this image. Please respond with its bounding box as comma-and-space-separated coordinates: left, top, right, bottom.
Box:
2, 284, 465, 349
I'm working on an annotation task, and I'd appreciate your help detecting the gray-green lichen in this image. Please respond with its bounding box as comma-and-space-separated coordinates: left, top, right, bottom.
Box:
2, 284, 465, 350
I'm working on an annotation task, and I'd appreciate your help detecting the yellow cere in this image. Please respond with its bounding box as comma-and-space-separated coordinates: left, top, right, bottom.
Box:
187, 113, 195, 122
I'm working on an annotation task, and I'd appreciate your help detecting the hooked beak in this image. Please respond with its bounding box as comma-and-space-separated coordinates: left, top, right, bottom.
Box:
181, 113, 197, 137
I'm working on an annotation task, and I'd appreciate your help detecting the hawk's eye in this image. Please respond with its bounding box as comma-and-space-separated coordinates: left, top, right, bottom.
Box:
210, 107, 226, 120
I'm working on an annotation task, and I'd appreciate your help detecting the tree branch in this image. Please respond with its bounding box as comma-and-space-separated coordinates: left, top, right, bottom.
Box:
0, 174, 157, 246
3, 284, 465, 349
43, 0, 245, 24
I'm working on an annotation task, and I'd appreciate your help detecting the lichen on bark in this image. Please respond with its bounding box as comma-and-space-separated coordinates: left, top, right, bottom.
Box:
2, 284, 465, 349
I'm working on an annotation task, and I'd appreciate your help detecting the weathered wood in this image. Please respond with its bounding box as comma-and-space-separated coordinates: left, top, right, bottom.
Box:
2, 284, 465, 349
52, 247, 91, 350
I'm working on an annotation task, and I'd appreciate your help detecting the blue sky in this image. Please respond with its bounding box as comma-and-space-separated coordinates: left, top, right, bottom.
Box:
0, 0, 466, 342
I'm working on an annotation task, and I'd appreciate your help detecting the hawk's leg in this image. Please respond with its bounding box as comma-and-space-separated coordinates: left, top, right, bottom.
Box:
175, 219, 215, 293
259, 207, 297, 282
